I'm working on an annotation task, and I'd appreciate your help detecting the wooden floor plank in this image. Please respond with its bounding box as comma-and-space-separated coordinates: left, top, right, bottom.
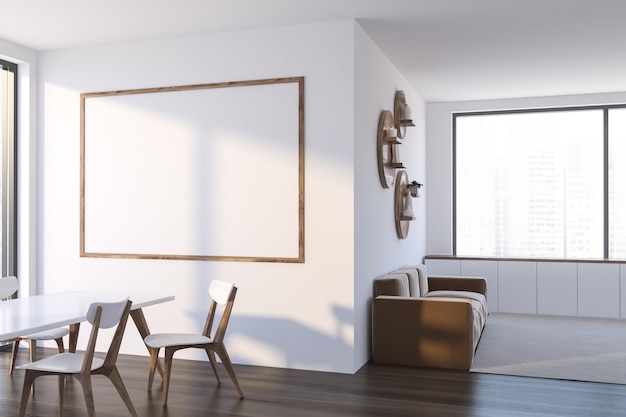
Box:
2, 348, 626, 416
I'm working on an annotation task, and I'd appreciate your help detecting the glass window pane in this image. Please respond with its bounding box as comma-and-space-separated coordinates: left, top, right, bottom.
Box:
456, 110, 604, 258
0, 60, 17, 277
609, 108, 626, 259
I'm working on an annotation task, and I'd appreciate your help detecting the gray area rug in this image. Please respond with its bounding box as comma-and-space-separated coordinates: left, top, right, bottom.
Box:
470, 313, 626, 384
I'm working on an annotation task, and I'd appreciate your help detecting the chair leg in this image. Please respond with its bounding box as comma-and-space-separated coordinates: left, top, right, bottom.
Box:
27, 338, 36, 363
213, 344, 244, 398
78, 374, 96, 417
18, 370, 36, 417
147, 347, 160, 392
58, 374, 66, 417
205, 349, 222, 384
162, 347, 175, 406
107, 366, 139, 417
55, 337, 66, 353
54, 339, 68, 397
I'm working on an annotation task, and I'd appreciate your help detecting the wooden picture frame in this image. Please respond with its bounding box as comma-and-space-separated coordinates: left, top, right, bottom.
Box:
80, 77, 304, 263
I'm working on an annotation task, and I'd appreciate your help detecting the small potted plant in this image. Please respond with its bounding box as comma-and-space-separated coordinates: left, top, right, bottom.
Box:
407, 180, 423, 197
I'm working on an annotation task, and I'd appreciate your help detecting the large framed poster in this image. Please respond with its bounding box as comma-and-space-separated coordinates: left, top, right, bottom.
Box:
80, 77, 304, 263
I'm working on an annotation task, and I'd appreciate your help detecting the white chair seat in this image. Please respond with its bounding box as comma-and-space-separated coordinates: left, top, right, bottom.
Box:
16, 352, 104, 373
145, 333, 212, 349
23, 327, 69, 340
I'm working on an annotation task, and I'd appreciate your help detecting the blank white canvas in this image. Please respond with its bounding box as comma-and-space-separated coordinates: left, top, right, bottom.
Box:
83, 80, 301, 259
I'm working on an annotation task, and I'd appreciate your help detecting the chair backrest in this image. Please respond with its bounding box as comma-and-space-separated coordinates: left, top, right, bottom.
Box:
203, 280, 237, 343
0, 276, 18, 299
86, 299, 130, 328
82, 298, 132, 373
209, 280, 235, 305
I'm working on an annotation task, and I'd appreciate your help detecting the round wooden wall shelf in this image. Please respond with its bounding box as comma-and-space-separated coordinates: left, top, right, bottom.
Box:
377, 110, 402, 188
394, 90, 415, 139
394, 170, 413, 239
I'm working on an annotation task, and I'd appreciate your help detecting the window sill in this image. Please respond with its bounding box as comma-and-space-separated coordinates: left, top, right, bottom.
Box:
425, 255, 626, 264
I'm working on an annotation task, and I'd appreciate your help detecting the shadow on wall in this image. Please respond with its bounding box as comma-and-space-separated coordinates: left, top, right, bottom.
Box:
178, 263, 354, 372
174, 276, 354, 372
227, 306, 354, 371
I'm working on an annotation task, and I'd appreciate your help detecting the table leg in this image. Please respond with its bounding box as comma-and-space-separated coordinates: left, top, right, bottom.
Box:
130, 308, 164, 379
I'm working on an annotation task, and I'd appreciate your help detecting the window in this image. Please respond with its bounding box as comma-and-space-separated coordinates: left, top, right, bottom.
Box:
0, 59, 17, 276
454, 105, 626, 260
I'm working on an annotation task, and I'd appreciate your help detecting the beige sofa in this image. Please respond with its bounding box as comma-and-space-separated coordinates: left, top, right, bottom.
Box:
372, 265, 488, 370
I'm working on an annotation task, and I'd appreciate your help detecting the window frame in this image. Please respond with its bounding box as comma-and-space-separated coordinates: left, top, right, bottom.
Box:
0, 58, 17, 277
452, 104, 626, 260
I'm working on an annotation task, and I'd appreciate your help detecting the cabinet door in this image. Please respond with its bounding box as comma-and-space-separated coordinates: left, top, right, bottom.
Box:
578, 263, 619, 318
498, 261, 537, 314
537, 262, 577, 316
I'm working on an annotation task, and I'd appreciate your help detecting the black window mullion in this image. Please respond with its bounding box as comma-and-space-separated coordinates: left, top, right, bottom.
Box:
452, 114, 457, 256
604, 109, 609, 259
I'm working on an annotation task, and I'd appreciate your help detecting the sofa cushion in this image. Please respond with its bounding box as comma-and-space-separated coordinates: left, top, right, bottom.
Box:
423, 294, 486, 352
425, 290, 487, 321
424, 290, 488, 349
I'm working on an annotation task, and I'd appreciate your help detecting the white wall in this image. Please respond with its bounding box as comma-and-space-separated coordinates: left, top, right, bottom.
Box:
3, 18, 425, 375
36, 21, 361, 373
353, 24, 426, 369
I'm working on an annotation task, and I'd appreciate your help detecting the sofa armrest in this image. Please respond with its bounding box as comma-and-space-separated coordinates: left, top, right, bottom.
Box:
372, 296, 475, 370
428, 275, 487, 296
374, 274, 410, 297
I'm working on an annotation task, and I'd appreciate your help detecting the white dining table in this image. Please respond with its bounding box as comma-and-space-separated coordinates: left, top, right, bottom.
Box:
0, 290, 174, 375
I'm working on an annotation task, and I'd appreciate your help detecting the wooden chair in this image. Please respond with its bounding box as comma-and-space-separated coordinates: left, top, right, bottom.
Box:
144, 279, 244, 406
0, 276, 69, 375
17, 298, 138, 417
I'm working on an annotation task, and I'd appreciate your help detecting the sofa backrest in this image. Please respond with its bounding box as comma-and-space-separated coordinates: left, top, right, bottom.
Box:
391, 265, 429, 297
391, 268, 420, 297
404, 264, 430, 297
374, 265, 433, 298
373, 273, 410, 297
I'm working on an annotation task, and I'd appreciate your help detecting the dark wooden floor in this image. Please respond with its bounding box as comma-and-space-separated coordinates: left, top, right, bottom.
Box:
2, 348, 626, 417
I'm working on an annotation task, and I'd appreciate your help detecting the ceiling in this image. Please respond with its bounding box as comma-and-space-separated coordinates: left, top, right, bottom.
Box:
3, 0, 626, 102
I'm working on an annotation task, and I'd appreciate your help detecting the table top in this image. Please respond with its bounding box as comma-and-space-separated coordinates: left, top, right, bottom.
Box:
0, 291, 174, 340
